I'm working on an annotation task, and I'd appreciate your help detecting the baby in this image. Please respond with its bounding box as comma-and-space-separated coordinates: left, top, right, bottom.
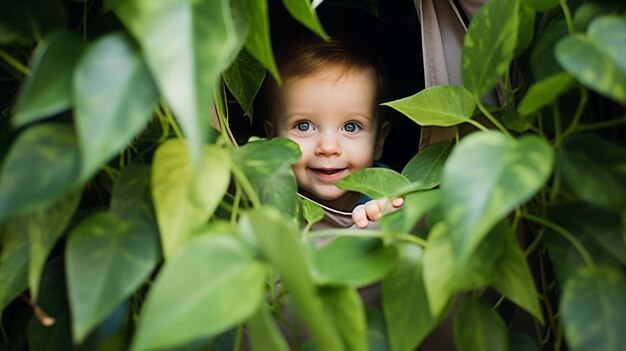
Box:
262, 36, 403, 228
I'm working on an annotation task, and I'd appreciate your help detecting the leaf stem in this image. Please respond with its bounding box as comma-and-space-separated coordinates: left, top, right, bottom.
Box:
559, 0, 575, 34
520, 212, 594, 267
559, 88, 589, 144
233, 324, 243, 351
231, 181, 242, 223
391, 233, 428, 248
160, 103, 183, 139
575, 115, 626, 132
476, 100, 513, 138
551, 103, 562, 147
231, 164, 261, 208
0, 49, 29, 75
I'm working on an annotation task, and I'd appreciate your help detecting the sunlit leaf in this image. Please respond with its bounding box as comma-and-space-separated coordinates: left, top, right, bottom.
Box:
518, 73, 574, 116
0, 224, 28, 312
556, 17, 626, 103
401, 140, 452, 186
281, 0, 329, 39
131, 235, 264, 351
454, 297, 507, 351
66, 210, 159, 342
336, 168, 410, 199
248, 304, 290, 351
242, 208, 344, 351
561, 266, 626, 351
239, 0, 280, 82
441, 131, 553, 263
0, 123, 80, 220
7, 191, 80, 300
490, 223, 543, 322
223, 49, 266, 117
558, 134, 626, 211
12, 30, 84, 126
383, 86, 475, 127
462, 0, 520, 97
74, 32, 158, 180
310, 237, 397, 286
110, 0, 246, 164
320, 286, 367, 351
152, 140, 231, 259
380, 190, 441, 234
383, 243, 438, 351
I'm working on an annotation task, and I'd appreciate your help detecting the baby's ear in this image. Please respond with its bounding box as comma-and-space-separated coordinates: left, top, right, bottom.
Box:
264, 119, 276, 137
374, 120, 390, 160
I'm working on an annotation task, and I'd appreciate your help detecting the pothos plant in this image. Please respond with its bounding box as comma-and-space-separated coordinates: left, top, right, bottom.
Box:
0, 0, 624, 350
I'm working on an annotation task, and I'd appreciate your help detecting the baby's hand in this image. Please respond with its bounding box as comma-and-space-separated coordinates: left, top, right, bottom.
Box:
352, 197, 404, 228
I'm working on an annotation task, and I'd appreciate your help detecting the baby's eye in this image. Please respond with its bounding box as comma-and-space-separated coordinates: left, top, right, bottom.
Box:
342, 122, 361, 133
296, 121, 313, 132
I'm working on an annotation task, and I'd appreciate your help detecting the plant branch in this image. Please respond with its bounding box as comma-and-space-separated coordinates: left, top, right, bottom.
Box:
576, 115, 626, 132
231, 164, 261, 208
521, 212, 594, 267
560, 88, 589, 143
390, 233, 428, 248
476, 100, 513, 138
231, 180, 242, 223
552, 103, 562, 147
0, 49, 29, 75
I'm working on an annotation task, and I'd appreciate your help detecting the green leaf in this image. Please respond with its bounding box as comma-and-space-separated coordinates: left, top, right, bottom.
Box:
383, 243, 438, 351
320, 286, 367, 351
110, 0, 245, 164
336, 168, 411, 199
281, 0, 329, 39
67, 210, 159, 342
223, 49, 266, 117
311, 237, 397, 286
560, 266, 626, 351
509, 333, 541, 351
502, 110, 535, 133
383, 85, 475, 127
0, 224, 29, 312
366, 307, 390, 351
248, 305, 290, 351
530, 19, 568, 81
232, 138, 300, 216
490, 223, 543, 322
73, 32, 159, 180
453, 297, 508, 351
423, 221, 507, 316
131, 235, 265, 351
558, 134, 626, 211
242, 208, 344, 351
518, 73, 575, 116
522, 0, 559, 12
514, 3, 535, 58
556, 18, 626, 103
573, 3, 626, 32
152, 140, 231, 259
7, 191, 80, 301
0, 0, 67, 45
301, 198, 324, 226
12, 30, 84, 126
401, 140, 452, 186
441, 131, 553, 263
0, 123, 80, 220
110, 164, 156, 223
462, 0, 520, 97
380, 190, 441, 234
239, 0, 281, 82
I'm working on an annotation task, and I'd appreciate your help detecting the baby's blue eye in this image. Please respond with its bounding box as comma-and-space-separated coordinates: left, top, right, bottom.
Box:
296, 121, 311, 132
343, 122, 359, 133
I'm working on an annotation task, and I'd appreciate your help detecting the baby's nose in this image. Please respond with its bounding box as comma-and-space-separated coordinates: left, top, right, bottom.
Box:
315, 134, 341, 156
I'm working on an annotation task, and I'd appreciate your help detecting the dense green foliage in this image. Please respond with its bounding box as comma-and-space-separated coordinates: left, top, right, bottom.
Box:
1, 0, 625, 350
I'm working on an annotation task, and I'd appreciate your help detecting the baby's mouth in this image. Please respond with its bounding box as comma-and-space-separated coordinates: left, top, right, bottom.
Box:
312, 168, 344, 175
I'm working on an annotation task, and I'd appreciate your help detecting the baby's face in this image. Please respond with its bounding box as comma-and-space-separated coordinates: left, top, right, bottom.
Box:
267, 67, 385, 210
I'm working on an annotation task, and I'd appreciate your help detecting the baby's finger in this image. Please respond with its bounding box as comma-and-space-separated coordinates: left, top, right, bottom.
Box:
391, 197, 404, 208
364, 199, 382, 221
352, 204, 369, 228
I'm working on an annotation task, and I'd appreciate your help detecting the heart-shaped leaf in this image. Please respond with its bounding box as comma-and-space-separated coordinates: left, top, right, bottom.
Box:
130, 235, 265, 351
517, 73, 574, 116
73, 32, 159, 180
441, 131, 553, 263
383, 85, 475, 127
0, 123, 80, 220
462, 0, 520, 97
454, 297, 508, 351
223, 49, 266, 117
336, 168, 411, 199
67, 210, 159, 342
110, 0, 245, 164
560, 266, 626, 351
311, 237, 397, 286
402, 140, 452, 186
152, 140, 231, 259
558, 134, 626, 211
12, 30, 84, 126
556, 17, 626, 104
